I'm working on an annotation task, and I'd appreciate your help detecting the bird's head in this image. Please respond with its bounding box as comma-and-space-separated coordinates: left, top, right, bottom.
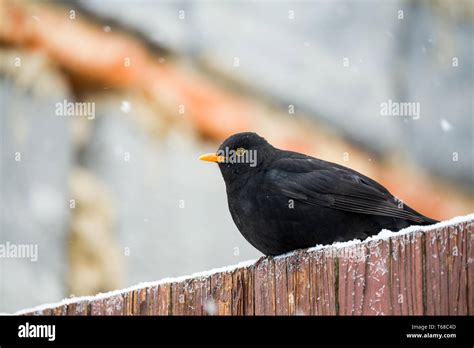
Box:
199, 132, 274, 183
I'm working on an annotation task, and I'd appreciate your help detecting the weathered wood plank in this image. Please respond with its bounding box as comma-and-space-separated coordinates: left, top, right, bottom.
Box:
122, 291, 133, 315
285, 256, 297, 316
210, 272, 232, 315
446, 222, 468, 315
171, 281, 186, 315
130, 290, 141, 315
146, 285, 159, 315
190, 277, 211, 316
425, 226, 450, 315
231, 267, 254, 315
338, 243, 367, 315
286, 251, 312, 315
274, 256, 289, 315
254, 258, 276, 315
309, 249, 337, 315
362, 239, 391, 315
156, 284, 171, 315
390, 231, 424, 315
467, 221, 474, 315
137, 288, 148, 315
181, 279, 197, 315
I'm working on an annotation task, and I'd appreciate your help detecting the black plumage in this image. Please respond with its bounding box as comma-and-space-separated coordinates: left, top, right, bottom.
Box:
200, 132, 438, 256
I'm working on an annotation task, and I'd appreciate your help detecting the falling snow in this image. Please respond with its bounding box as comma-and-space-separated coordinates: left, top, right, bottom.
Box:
440, 118, 453, 132
120, 100, 131, 113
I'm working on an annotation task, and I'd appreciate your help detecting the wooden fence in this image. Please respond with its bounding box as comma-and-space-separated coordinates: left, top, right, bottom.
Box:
22, 217, 473, 315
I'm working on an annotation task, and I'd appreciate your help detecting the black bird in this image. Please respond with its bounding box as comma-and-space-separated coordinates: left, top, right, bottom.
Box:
199, 132, 438, 256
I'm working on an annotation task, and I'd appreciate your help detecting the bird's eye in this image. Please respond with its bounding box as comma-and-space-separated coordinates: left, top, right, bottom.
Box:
235, 147, 247, 157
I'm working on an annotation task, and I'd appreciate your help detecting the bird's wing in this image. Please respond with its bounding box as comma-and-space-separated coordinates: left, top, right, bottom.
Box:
264, 156, 428, 224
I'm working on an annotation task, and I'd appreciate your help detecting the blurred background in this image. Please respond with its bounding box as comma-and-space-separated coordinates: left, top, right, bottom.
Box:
0, 0, 473, 312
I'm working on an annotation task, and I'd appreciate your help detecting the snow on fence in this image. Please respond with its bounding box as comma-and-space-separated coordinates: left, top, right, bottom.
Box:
19, 215, 473, 316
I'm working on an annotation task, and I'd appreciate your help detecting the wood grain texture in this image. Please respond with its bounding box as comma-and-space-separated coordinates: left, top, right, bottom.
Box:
254, 258, 276, 315
309, 249, 337, 315
157, 284, 171, 315
20, 218, 473, 316
467, 221, 474, 315
231, 267, 253, 315
390, 231, 424, 315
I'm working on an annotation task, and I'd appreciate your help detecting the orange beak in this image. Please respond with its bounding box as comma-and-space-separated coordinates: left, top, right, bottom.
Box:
199, 153, 225, 163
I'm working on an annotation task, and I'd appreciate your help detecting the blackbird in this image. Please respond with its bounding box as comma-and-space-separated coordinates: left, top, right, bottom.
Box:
199, 132, 438, 256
